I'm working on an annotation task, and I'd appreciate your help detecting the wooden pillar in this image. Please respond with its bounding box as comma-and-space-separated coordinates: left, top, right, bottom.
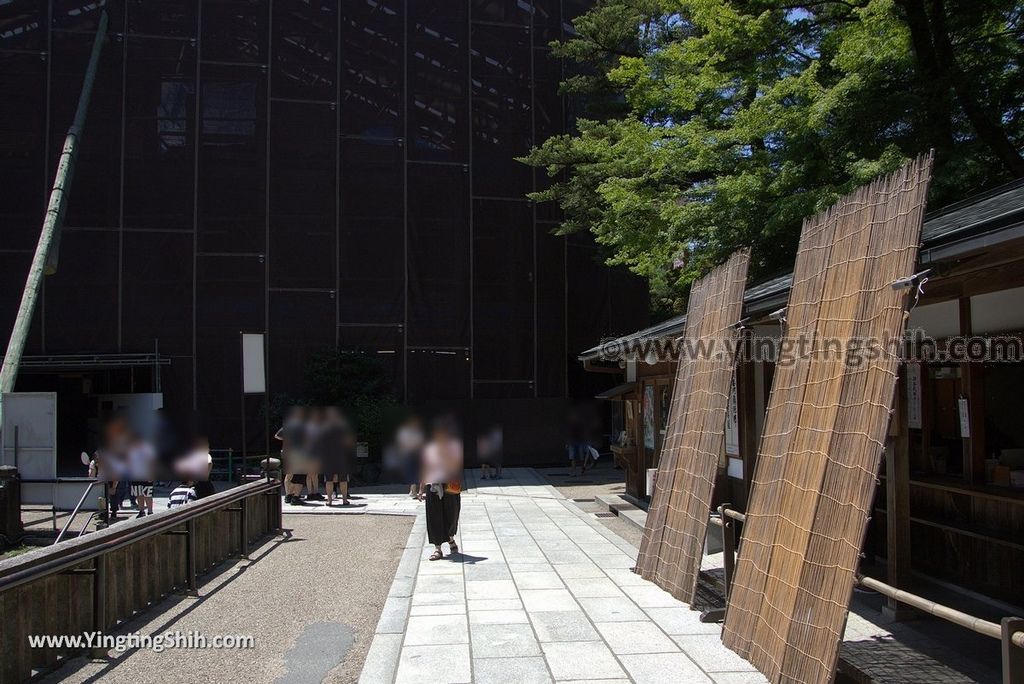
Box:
736, 335, 759, 511
958, 297, 986, 483
883, 367, 914, 621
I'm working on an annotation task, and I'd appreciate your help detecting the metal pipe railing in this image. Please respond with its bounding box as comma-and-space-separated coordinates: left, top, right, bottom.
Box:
711, 504, 1024, 682
53, 480, 99, 544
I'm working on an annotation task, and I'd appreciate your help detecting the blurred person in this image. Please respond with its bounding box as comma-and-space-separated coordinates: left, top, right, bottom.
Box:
191, 438, 216, 499
167, 480, 198, 509
97, 415, 133, 520
275, 406, 308, 505
477, 425, 503, 480
173, 437, 215, 499
420, 416, 464, 561
304, 408, 325, 502
127, 436, 156, 518
566, 403, 594, 478
391, 415, 425, 497
319, 407, 356, 507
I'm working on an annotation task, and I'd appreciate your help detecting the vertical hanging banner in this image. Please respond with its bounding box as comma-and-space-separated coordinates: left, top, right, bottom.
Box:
722, 155, 933, 683
906, 362, 922, 429
635, 248, 750, 603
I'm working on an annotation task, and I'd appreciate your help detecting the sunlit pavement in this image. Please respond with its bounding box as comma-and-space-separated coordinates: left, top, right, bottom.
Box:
359, 468, 766, 684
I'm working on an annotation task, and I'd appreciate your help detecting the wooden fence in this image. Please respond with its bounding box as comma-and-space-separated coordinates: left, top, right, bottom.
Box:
0, 478, 282, 684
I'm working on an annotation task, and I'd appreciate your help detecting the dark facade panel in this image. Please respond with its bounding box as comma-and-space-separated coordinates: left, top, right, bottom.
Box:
121, 231, 193, 355
0, 1, 48, 51
407, 348, 470, 402
472, 199, 533, 381
126, 0, 197, 38
269, 100, 335, 288
272, 0, 338, 101
340, 0, 403, 138
195, 254, 264, 448
43, 230, 119, 354
50, 29, 123, 229
197, 63, 267, 253
408, 9, 469, 162
269, 290, 335, 399
535, 222, 567, 397
200, 0, 269, 65
124, 38, 197, 231
471, 0, 532, 27
471, 23, 533, 198
0, 51, 47, 249
407, 164, 470, 347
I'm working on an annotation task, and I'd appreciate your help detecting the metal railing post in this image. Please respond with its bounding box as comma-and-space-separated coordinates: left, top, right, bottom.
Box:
55, 481, 97, 544
90, 554, 106, 659
1003, 617, 1024, 684
184, 518, 197, 595
719, 503, 735, 597
239, 500, 248, 558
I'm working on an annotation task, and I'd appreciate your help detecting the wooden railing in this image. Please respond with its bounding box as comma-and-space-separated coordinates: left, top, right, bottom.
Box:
0, 478, 282, 684
707, 504, 1024, 684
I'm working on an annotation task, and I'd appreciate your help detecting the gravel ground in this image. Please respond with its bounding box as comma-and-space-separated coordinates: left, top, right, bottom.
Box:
39, 513, 412, 684
536, 461, 645, 548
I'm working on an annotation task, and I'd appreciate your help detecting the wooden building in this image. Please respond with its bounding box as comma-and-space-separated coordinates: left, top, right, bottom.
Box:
580, 179, 1024, 609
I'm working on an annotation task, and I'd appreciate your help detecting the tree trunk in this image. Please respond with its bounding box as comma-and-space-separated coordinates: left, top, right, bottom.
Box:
897, 0, 955, 165
927, 0, 1024, 177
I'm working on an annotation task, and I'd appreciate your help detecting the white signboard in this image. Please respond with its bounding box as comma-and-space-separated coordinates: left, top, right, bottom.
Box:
725, 377, 740, 456
242, 333, 266, 394
906, 363, 922, 429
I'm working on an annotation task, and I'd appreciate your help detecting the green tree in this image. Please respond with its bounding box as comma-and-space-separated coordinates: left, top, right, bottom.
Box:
525, 0, 1024, 311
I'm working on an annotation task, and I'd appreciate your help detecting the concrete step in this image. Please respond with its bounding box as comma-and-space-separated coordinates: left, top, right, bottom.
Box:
593, 494, 648, 534
594, 494, 634, 513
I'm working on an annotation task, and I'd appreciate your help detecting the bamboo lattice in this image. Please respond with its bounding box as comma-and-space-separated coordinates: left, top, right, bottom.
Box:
721, 155, 934, 683
635, 249, 750, 603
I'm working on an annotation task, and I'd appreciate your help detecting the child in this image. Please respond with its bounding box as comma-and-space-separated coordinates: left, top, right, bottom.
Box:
168, 481, 198, 509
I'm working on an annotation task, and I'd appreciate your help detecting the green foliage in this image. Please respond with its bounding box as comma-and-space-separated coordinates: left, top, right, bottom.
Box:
524, 0, 1024, 311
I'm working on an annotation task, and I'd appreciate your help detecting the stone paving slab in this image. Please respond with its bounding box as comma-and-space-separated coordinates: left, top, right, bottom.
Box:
359, 467, 769, 684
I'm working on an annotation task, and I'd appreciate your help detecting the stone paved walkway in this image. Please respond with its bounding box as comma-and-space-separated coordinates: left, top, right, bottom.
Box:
360, 468, 766, 684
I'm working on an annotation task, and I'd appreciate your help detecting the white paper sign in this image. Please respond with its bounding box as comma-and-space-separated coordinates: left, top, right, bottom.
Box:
725, 377, 740, 456
727, 456, 744, 480
906, 363, 922, 429
242, 333, 266, 394
958, 397, 970, 438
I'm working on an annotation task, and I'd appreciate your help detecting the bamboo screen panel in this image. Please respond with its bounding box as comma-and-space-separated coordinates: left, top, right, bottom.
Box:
722, 155, 933, 683
635, 249, 750, 602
